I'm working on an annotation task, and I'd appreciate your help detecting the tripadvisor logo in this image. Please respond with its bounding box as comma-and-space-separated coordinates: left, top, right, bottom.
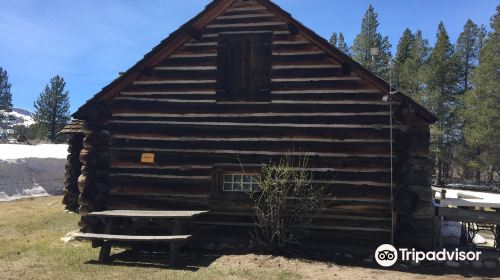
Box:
375, 244, 482, 267
375, 244, 398, 267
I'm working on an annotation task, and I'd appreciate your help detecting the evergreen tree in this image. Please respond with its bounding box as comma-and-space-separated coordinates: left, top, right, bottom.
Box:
394, 30, 429, 104
329, 32, 350, 55
352, 5, 392, 79
455, 19, 481, 93
33, 75, 71, 143
459, 5, 500, 181
452, 20, 484, 178
394, 29, 415, 89
0, 67, 13, 111
329, 32, 338, 46
337, 32, 350, 55
426, 22, 459, 185
478, 24, 488, 50
395, 29, 414, 64
0, 67, 13, 133
408, 31, 430, 100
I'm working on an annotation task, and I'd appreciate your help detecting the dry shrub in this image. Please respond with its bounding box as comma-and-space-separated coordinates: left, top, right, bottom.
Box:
249, 155, 328, 254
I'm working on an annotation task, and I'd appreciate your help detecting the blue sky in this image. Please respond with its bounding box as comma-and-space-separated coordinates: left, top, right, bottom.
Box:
0, 0, 497, 113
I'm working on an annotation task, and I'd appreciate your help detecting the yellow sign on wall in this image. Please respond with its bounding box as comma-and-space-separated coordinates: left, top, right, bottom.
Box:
140, 153, 155, 163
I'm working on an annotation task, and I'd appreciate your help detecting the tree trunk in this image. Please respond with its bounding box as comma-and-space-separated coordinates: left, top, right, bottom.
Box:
434, 156, 443, 186
434, 131, 444, 187
475, 148, 481, 183
475, 170, 481, 183
488, 165, 495, 182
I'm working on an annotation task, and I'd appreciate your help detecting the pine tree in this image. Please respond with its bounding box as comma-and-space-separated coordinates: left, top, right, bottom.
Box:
337, 32, 350, 55
460, 5, 500, 181
0, 67, 13, 111
329, 32, 350, 55
394, 30, 429, 105
426, 22, 459, 185
329, 32, 338, 46
408, 31, 430, 100
352, 5, 392, 79
478, 24, 488, 51
33, 75, 71, 143
455, 19, 481, 93
0, 67, 13, 133
395, 29, 414, 64
394, 29, 415, 89
452, 20, 484, 179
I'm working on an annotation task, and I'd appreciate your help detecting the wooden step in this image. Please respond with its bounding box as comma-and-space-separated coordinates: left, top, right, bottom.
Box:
74, 233, 191, 242
87, 210, 209, 218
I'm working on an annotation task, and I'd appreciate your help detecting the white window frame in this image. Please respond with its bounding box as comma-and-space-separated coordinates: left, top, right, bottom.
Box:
222, 173, 260, 192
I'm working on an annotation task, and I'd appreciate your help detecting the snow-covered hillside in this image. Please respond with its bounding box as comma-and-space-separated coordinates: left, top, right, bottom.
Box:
0, 144, 67, 201
8, 108, 35, 127
0, 108, 35, 138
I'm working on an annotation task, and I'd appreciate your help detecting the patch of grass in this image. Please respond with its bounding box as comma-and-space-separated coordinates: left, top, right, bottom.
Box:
0, 196, 301, 280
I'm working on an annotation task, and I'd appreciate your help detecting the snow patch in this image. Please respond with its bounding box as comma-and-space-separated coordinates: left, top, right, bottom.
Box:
473, 234, 486, 244
7, 110, 35, 126
0, 144, 68, 201
0, 144, 68, 160
0, 108, 35, 134
437, 188, 500, 205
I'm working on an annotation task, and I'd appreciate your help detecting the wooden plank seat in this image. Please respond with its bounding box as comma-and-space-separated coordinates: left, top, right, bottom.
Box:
88, 210, 209, 218
77, 209, 209, 266
440, 198, 500, 209
74, 233, 192, 242
437, 207, 500, 224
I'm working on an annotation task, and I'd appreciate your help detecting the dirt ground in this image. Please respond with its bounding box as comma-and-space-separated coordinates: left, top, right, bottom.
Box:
211, 253, 500, 280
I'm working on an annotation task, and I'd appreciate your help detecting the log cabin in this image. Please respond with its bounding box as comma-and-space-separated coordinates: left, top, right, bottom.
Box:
61, 0, 439, 251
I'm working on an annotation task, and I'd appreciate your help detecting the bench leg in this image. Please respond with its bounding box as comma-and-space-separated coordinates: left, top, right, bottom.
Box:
495, 224, 499, 249
170, 240, 180, 267
189, 225, 202, 252
97, 218, 116, 264
99, 241, 112, 263
169, 218, 186, 266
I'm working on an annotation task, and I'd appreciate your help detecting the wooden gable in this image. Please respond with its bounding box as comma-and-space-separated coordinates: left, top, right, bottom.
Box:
73, 0, 436, 124
107, 0, 390, 117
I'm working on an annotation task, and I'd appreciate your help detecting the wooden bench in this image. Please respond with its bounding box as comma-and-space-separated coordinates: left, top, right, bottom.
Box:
76, 210, 209, 265
437, 197, 499, 248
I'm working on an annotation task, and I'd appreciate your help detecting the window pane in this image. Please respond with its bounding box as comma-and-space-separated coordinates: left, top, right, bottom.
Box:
242, 183, 251, 191
222, 173, 260, 192
233, 182, 242, 191
251, 176, 260, 183
223, 183, 232, 191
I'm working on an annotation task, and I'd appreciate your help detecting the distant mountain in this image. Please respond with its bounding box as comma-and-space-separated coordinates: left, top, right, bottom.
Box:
11, 108, 34, 118
5, 108, 35, 127
0, 108, 35, 136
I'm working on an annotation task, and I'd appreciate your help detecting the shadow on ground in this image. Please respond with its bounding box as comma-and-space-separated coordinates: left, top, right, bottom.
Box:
85, 248, 221, 271
84, 245, 500, 278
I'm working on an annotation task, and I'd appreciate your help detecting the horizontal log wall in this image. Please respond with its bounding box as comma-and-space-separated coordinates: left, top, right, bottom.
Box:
78, 0, 434, 249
